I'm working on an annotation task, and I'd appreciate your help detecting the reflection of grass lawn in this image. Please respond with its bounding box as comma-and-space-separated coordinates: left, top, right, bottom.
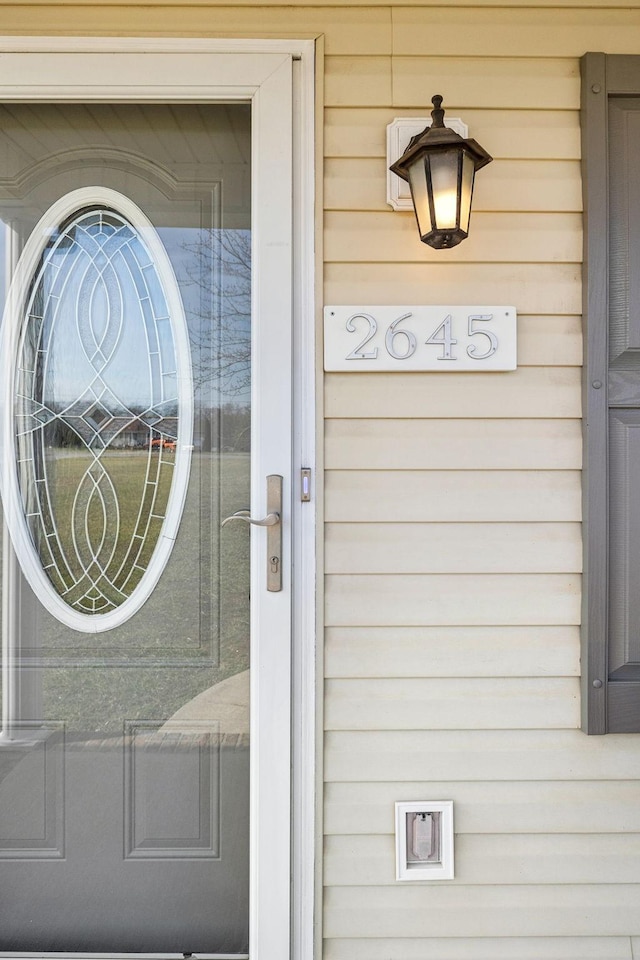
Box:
2, 453, 252, 732
42, 449, 173, 608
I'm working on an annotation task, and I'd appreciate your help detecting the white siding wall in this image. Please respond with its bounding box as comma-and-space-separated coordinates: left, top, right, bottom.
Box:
323, 7, 640, 960
2, 3, 640, 959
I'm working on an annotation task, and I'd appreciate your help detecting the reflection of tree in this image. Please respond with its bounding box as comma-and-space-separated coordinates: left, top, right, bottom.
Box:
180, 228, 252, 455
52, 421, 81, 448
182, 228, 251, 400
219, 403, 250, 452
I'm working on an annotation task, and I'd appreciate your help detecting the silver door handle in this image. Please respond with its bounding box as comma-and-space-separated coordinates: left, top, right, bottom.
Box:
221, 475, 283, 591
221, 510, 279, 528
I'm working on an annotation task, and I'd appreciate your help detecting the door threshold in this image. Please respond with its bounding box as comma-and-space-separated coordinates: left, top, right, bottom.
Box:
0, 954, 249, 959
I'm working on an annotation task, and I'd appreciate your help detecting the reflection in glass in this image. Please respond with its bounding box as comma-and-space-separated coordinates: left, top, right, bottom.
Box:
14, 205, 188, 618
0, 102, 252, 954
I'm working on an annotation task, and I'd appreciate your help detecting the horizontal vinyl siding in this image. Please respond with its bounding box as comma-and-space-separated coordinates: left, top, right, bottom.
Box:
325, 730, 640, 782
325, 369, 582, 417
325, 107, 582, 160
391, 8, 640, 57
324, 939, 634, 960
324, 678, 580, 729
324, 263, 582, 312
325, 626, 581, 677
321, 3, 640, 959
0, 6, 392, 53
326, 574, 581, 625
325, 419, 582, 468
2, 0, 639, 6
324, 885, 640, 938
325, 158, 584, 213
326, 523, 582, 572
325, 211, 583, 263
324, 833, 640, 884
1, 4, 640, 960
324, 779, 640, 833
326, 471, 581, 521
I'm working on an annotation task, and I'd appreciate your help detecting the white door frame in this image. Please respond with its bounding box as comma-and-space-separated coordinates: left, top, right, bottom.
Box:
0, 36, 316, 960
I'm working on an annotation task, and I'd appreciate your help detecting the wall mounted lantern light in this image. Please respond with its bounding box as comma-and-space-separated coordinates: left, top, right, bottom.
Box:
389, 95, 492, 250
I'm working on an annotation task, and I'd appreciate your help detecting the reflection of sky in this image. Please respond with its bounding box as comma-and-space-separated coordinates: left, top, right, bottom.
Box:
43, 285, 176, 416
1, 218, 252, 417
38, 216, 179, 412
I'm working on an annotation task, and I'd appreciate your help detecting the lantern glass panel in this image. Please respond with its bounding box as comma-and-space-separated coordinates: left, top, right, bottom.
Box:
428, 150, 460, 230
407, 157, 432, 240
459, 151, 476, 235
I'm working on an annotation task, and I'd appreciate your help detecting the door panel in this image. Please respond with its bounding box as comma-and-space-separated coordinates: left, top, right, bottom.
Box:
0, 103, 257, 953
607, 98, 640, 690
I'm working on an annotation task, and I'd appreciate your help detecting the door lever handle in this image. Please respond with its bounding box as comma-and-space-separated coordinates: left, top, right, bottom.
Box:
221, 509, 280, 528
220, 475, 283, 591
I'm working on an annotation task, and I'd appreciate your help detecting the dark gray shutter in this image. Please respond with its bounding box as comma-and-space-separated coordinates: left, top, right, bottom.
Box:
582, 54, 640, 732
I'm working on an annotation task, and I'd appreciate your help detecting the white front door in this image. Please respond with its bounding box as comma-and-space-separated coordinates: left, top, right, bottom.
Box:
0, 42, 312, 960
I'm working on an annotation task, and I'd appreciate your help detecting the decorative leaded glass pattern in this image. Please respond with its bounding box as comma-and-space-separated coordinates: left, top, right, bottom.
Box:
11, 198, 192, 625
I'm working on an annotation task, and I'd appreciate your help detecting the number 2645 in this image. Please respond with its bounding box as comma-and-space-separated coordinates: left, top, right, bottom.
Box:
345, 312, 498, 362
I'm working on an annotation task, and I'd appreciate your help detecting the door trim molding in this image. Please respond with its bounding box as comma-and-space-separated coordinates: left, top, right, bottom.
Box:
0, 36, 317, 960
290, 46, 319, 960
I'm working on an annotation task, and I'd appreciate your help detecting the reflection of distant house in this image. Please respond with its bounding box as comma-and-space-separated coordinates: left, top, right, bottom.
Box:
43, 399, 247, 455
113, 419, 150, 449
42, 400, 179, 451
115, 417, 179, 449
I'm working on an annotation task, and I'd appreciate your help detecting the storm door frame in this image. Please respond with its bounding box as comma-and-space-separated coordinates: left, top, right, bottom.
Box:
0, 35, 317, 960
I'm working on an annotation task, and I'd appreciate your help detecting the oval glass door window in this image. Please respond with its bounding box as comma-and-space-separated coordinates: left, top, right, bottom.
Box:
1, 187, 193, 633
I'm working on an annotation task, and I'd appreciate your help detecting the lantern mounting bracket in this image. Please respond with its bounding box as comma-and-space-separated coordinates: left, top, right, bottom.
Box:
388, 94, 492, 249
387, 116, 469, 211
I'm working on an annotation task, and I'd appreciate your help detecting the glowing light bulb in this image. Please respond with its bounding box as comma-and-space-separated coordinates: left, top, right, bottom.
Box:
433, 188, 458, 229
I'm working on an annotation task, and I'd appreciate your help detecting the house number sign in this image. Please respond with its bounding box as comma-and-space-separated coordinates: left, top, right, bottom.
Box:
324, 306, 517, 372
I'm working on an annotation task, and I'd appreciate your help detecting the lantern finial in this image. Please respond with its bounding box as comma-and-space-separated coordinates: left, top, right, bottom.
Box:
430, 95, 445, 129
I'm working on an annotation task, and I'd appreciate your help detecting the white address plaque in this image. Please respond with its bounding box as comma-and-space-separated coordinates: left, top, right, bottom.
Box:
324, 306, 517, 372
